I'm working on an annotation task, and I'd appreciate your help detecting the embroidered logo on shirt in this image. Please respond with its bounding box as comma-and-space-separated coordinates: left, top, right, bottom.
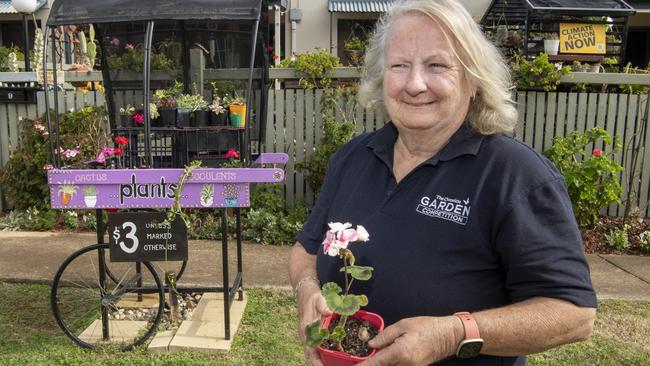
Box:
416, 195, 471, 225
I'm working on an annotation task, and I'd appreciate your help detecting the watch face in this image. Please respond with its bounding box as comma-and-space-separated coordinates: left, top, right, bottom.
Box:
457, 340, 483, 359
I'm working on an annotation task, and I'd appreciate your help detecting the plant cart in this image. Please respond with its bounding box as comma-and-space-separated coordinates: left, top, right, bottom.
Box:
42, 0, 284, 350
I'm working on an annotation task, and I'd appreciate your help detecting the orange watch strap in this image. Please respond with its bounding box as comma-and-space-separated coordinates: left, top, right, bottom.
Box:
454, 312, 480, 339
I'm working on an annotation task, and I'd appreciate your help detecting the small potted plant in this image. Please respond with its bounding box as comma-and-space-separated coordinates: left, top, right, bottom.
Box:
154, 81, 182, 127
209, 96, 228, 126
179, 93, 209, 127
118, 105, 135, 127
543, 32, 560, 56
305, 222, 384, 366
176, 93, 206, 128
227, 95, 247, 128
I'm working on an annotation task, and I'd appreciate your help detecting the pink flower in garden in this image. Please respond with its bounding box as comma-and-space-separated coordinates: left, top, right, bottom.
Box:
132, 113, 144, 125
96, 147, 116, 164
114, 147, 124, 156
273, 54, 279, 61
110, 38, 120, 46
267, 45, 274, 52
125, 43, 134, 50
61, 149, 81, 159
43, 164, 54, 171
593, 149, 603, 156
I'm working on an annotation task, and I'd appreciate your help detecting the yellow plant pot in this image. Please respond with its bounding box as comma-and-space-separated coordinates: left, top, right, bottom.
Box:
229, 103, 246, 127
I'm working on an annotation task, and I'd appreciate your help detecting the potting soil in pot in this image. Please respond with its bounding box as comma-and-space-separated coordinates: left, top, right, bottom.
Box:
322, 317, 379, 357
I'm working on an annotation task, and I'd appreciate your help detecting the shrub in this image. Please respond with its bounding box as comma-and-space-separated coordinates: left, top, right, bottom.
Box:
605, 225, 630, 251
544, 128, 623, 227
0, 106, 110, 210
511, 53, 570, 91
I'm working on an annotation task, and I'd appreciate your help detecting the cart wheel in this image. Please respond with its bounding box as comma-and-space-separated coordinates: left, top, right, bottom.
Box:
51, 244, 164, 350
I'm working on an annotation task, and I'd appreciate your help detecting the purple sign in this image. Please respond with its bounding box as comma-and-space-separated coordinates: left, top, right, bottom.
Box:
48, 167, 285, 210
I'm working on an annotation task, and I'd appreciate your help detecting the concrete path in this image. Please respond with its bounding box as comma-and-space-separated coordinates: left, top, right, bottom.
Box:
1, 231, 649, 301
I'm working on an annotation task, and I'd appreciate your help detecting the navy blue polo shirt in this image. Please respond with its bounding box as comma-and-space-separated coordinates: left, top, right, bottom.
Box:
297, 122, 597, 366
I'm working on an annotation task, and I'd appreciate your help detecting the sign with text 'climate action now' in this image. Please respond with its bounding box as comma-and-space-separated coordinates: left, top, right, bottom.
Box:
560, 23, 606, 54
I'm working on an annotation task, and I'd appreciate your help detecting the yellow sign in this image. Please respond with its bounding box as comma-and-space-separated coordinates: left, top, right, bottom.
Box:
559, 23, 606, 54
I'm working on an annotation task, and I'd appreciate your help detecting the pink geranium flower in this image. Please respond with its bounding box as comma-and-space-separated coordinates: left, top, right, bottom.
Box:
322, 222, 369, 257
132, 113, 144, 125
110, 38, 120, 46
593, 149, 603, 156
125, 43, 134, 50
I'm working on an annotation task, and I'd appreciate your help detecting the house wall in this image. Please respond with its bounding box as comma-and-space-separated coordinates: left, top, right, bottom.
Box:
283, 0, 494, 57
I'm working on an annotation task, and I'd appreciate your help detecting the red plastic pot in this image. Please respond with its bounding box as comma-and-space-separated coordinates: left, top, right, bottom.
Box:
317, 310, 385, 366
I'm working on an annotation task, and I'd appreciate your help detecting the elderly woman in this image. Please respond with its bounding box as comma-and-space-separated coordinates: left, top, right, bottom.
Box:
289, 0, 596, 365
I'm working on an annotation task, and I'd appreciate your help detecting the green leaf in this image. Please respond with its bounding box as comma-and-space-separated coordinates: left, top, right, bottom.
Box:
304, 319, 329, 348
340, 265, 373, 281
330, 324, 346, 342
326, 294, 361, 316
321, 282, 342, 297
358, 294, 368, 306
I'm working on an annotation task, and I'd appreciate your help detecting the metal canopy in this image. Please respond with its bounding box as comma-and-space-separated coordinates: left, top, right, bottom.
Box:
523, 0, 636, 15
328, 0, 394, 13
46, 0, 263, 26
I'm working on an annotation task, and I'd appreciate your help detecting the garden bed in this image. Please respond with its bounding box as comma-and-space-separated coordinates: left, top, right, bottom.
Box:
582, 216, 650, 256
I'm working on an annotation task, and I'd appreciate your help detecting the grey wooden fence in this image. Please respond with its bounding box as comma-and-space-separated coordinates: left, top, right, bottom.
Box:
1, 70, 649, 217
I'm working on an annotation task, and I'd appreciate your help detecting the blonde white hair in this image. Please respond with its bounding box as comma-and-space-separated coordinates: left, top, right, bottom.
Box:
358, 0, 518, 135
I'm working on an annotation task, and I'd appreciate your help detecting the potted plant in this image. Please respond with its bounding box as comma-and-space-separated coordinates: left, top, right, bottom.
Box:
543, 32, 560, 56
305, 222, 384, 366
209, 96, 228, 126
227, 96, 247, 128
177, 94, 209, 127
176, 93, 205, 128
154, 81, 182, 127
118, 105, 135, 127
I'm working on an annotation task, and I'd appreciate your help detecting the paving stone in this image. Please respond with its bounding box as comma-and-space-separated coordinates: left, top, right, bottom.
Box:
79, 319, 149, 343
147, 330, 176, 353
167, 292, 248, 351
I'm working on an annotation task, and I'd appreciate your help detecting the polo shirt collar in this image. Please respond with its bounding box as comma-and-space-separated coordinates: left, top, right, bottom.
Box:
366, 122, 485, 168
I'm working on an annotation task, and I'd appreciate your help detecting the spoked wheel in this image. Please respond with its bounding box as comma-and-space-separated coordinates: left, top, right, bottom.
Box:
51, 243, 164, 350
105, 259, 188, 286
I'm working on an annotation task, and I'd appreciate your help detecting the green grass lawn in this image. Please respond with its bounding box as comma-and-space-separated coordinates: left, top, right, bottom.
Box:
1, 281, 648, 365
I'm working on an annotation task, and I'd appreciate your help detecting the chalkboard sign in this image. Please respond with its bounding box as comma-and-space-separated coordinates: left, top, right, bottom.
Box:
107, 212, 188, 262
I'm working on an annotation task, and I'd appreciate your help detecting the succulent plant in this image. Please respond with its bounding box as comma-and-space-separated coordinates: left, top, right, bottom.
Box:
177, 94, 208, 112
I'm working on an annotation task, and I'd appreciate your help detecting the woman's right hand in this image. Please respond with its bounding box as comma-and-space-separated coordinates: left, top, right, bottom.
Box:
297, 284, 332, 366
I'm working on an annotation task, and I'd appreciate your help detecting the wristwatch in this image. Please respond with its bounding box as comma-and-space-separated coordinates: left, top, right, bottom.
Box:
453, 312, 484, 359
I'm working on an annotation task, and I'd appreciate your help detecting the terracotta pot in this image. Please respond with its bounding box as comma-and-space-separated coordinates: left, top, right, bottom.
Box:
317, 310, 384, 366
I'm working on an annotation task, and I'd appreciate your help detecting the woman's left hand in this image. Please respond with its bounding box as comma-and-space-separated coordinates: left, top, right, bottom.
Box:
358, 316, 463, 366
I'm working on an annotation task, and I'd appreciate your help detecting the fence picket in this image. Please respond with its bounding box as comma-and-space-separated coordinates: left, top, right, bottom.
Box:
636, 95, 650, 217
304, 89, 315, 203
543, 93, 557, 151
565, 93, 578, 135
295, 89, 305, 203
515, 92, 525, 140
524, 92, 536, 146
534, 93, 545, 150
604, 94, 620, 216
284, 89, 296, 205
